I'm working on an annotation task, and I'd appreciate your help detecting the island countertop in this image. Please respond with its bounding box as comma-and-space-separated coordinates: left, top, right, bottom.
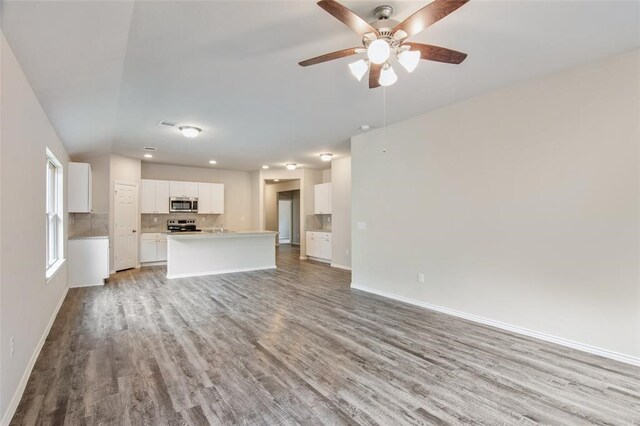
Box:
166, 230, 277, 240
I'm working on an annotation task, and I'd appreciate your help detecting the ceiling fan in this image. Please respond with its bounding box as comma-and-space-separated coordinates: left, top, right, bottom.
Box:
299, 0, 469, 88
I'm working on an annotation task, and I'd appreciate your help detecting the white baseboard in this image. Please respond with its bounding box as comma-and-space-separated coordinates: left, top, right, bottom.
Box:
1, 286, 69, 426
166, 265, 276, 279
140, 261, 167, 267
69, 281, 105, 288
331, 263, 352, 271
307, 256, 331, 264
351, 284, 640, 367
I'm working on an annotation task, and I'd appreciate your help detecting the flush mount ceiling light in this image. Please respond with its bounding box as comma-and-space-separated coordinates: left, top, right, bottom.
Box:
262, 165, 270, 169
178, 126, 202, 138
320, 153, 333, 162
144, 154, 153, 158
360, 124, 371, 131
286, 163, 297, 170
299, 1, 469, 88
209, 160, 217, 164
274, 178, 280, 182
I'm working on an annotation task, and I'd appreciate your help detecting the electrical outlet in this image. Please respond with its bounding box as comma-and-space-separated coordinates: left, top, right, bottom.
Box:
418, 273, 425, 284
346, 249, 350, 256
153, 217, 158, 223
10, 336, 15, 358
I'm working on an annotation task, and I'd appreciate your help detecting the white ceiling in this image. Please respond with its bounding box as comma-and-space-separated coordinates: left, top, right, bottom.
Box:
2, 1, 639, 171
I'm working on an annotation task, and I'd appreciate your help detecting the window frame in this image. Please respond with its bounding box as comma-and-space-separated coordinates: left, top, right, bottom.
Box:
46, 148, 64, 279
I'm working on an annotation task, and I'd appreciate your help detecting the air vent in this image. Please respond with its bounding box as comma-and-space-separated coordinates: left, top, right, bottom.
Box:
144, 146, 158, 152
158, 120, 176, 127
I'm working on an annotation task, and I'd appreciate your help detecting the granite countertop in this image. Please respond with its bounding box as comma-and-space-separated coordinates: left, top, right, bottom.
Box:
166, 230, 278, 239
306, 229, 332, 233
69, 235, 109, 240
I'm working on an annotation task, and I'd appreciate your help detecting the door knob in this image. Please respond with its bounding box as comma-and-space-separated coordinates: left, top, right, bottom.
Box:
132, 229, 137, 233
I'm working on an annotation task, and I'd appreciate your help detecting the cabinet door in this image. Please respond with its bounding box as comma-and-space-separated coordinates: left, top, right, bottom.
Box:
325, 183, 332, 214
140, 239, 157, 262
305, 233, 315, 256
197, 183, 213, 214
184, 182, 199, 198
68, 162, 92, 213
141, 180, 157, 213
169, 181, 184, 197
211, 184, 224, 214
322, 235, 332, 260
156, 239, 167, 262
314, 185, 324, 214
155, 180, 170, 213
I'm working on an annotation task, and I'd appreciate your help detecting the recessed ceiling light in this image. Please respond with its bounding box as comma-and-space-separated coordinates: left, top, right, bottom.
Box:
209, 160, 217, 164
262, 165, 269, 169
178, 126, 202, 138
286, 163, 297, 170
273, 178, 280, 182
320, 153, 333, 162
360, 124, 371, 131
144, 154, 153, 158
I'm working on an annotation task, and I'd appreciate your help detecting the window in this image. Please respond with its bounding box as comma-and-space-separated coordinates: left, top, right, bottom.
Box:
46, 149, 63, 277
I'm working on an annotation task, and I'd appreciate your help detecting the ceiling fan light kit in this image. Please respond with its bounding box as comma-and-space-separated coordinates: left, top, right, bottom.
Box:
299, 0, 469, 88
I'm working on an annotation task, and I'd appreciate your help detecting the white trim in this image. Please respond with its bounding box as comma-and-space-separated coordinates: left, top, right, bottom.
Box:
351, 283, 640, 367
306, 256, 331, 264
1, 286, 69, 426
331, 263, 352, 271
69, 281, 104, 288
140, 261, 167, 267
166, 265, 276, 279
45, 258, 66, 281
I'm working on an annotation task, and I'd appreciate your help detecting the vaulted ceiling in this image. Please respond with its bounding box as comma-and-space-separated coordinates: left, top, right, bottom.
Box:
2, 1, 639, 170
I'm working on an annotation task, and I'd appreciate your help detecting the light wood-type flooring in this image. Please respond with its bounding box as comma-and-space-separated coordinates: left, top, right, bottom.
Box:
11, 245, 640, 425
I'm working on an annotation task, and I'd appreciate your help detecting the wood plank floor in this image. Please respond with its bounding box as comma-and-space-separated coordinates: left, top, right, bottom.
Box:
11, 245, 640, 425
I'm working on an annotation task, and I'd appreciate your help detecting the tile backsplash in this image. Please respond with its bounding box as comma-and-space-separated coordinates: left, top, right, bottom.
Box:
306, 214, 331, 231
142, 213, 223, 232
69, 213, 109, 238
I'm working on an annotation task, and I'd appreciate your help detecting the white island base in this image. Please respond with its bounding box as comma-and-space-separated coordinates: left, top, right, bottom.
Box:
166, 231, 277, 279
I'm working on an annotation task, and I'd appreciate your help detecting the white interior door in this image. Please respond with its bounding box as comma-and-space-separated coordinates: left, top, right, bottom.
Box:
278, 199, 292, 243
114, 182, 138, 271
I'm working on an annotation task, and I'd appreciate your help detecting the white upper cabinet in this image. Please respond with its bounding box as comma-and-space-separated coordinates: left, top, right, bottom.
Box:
197, 182, 224, 214
314, 183, 332, 214
141, 179, 169, 214
169, 181, 199, 198
68, 162, 92, 213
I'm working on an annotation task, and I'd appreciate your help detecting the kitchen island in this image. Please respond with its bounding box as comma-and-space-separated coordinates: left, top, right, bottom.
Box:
166, 231, 278, 279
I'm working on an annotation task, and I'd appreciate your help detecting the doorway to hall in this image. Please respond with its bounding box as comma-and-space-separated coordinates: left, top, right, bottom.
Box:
277, 190, 300, 246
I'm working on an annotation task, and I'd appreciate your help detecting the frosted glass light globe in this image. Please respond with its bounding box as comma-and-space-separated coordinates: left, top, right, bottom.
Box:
367, 39, 390, 65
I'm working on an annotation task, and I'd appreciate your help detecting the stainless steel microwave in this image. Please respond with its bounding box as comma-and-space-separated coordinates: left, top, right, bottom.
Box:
169, 197, 198, 213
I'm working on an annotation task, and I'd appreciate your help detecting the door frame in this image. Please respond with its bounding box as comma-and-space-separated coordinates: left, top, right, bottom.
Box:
113, 180, 139, 272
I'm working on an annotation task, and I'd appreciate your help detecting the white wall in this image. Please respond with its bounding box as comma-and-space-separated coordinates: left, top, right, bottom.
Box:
331, 156, 351, 270
0, 33, 70, 423
142, 163, 251, 232
351, 50, 640, 361
322, 168, 331, 183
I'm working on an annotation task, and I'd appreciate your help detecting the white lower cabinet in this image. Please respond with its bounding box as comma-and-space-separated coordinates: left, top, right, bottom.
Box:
141, 233, 168, 263
305, 231, 331, 261
68, 237, 109, 287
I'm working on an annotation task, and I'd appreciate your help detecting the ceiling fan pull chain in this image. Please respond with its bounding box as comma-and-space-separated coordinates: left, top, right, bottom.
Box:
382, 86, 387, 153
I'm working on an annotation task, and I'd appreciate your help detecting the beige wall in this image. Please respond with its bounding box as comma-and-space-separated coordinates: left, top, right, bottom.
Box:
322, 168, 331, 183
0, 33, 70, 422
351, 50, 640, 361
331, 157, 351, 269
264, 180, 301, 233
142, 163, 251, 232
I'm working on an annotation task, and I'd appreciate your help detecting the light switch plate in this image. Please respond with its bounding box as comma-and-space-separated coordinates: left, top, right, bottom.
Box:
357, 222, 367, 230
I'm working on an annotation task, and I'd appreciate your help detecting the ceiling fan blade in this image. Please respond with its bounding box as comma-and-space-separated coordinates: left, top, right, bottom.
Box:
369, 63, 382, 89
393, 0, 469, 39
298, 47, 362, 67
403, 42, 467, 64
317, 0, 378, 36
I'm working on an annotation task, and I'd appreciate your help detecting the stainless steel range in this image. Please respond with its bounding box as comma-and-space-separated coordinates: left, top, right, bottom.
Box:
167, 219, 201, 233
